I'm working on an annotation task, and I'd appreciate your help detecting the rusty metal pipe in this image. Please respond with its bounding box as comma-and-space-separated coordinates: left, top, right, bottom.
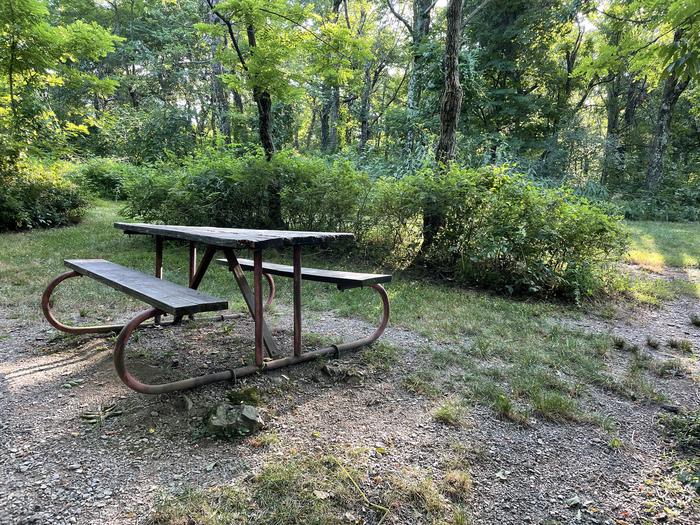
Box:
253, 249, 263, 367
263, 272, 276, 308
292, 246, 302, 356
334, 284, 390, 352
114, 308, 235, 394
42, 271, 125, 334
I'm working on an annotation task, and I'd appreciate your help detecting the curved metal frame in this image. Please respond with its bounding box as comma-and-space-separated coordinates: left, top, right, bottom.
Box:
42, 269, 389, 395
114, 308, 234, 394
263, 272, 276, 308
261, 276, 389, 351
111, 284, 390, 393
42, 271, 126, 334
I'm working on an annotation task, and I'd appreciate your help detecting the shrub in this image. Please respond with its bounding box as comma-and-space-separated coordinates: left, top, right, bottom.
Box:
68, 158, 142, 200
92, 105, 196, 164
125, 150, 369, 233
121, 167, 175, 223
419, 166, 628, 298
281, 154, 371, 233
617, 174, 700, 222
124, 153, 627, 299
0, 162, 87, 231
362, 175, 423, 267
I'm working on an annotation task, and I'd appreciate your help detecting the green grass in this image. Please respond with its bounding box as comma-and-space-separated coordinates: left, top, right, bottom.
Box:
152, 450, 470, 524
626, 221, 700, 270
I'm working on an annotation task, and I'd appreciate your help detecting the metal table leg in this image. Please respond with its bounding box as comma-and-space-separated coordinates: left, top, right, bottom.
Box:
293, 245, 302, 356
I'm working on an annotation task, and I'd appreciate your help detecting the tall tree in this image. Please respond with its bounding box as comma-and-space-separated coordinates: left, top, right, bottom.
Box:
435, 0, 464, 163
423, 0, 463, 255
0, 0, 118, 169
386, 0, 436, 149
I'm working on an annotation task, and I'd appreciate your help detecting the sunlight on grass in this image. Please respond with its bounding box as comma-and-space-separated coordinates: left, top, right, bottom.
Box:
626, 221, 700, 270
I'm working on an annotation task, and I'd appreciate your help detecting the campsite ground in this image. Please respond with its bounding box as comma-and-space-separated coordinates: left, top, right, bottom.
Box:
1, 202, 698, 524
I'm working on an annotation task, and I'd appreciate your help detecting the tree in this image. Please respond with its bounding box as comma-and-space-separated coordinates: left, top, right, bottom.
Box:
203, 0, 304, 161
0, 0, 119, 170
422, 0, 463, 255
386, 0, 436, 150
435, 0, 464, 164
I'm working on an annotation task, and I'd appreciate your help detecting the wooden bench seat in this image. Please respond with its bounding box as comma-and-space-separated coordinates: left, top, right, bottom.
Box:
64, 259, 228, 316
215, 258, 391, 289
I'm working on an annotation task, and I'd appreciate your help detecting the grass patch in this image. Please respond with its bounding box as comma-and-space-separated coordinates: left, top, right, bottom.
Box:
152, 454, 363, 525
659, 411, 700, 494
610, 270, 700, 305
227, 387, 262, 406
153, 451, 471, 524
669, 338, 694, 354
434, 399, 466, 426
361, 341, 400, 371
626, 221, 700, 270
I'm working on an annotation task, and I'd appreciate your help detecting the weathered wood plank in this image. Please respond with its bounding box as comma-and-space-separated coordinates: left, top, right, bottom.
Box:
64, 259, 228, 316
215, 258, 392, 289
114, 222, 354, 249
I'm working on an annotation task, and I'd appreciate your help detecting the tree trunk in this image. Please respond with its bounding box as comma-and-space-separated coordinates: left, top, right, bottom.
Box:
434, 0, 463, 164
253, 87, 275, 159
405, 0, 433, 150
305, 105, 317, 150
423, 0, 463, 256
320, 91, 330, 150
320, 85, 340, 152
329, 86, 340, 151
209, 17, 231, 144
645, 70, 688, 190
601, 75, 622, 186
645, 30, 689, 190
358, 64, 372, 153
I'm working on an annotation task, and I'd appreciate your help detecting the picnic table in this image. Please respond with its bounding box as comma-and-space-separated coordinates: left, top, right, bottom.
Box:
41, 222, 391, 394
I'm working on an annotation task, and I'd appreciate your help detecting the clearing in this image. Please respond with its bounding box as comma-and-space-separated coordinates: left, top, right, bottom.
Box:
1, 202, 698, 524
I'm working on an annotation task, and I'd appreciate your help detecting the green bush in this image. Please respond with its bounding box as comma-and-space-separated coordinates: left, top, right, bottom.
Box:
124, 150, 369, 233
422, 166, 628, 298
124, 152, 627, 299
617, 173, 700, 222
68, 158, 143, 200
280, 154, 371, 232
88, 105, 196, 164
362, 175, 423, 267
0, 162, 87, 232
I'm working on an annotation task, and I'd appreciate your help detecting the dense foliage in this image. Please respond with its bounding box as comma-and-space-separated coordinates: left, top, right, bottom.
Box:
2, 1, 698, 207
123, 151, 627, 298
0, 162, 87, 231
0, 0, 693, 297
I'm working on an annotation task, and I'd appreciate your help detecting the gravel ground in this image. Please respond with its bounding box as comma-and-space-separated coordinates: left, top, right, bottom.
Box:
1, 279, 699, 524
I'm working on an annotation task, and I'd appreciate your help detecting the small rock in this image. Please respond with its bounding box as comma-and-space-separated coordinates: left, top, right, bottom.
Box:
205, 403, 264, 439
173, 394, 193, 413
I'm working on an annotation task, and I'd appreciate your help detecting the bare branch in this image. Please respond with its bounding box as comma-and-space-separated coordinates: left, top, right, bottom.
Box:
206, 0, 248, 71
386, 0, 412, 34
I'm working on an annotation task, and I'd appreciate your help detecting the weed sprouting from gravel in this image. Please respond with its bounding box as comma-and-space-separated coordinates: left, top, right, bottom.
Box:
612, 336, 626, 349
434, 399, 465, 426
668, 338, 694, 353
227, 387, 262, 406
361, 341, 400, 371
646, 336, 660, 348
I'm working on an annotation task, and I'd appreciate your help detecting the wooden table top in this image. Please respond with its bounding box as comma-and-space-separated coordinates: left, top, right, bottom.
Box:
114, 222, 354, 249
